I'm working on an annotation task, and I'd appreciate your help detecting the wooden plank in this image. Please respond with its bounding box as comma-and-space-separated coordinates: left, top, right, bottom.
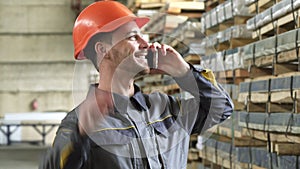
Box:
253, 164, 268, 169
238, 111, 300, 134
249, 0, 279, 14
225, 69, 249, 78
253, 9, 300, 39
219, 16, 253, 31
277, 48, 300, 63
217, 77, 246, 85
218, 125, 242, 138
188, 149, 200, 161
199, 147, 238, 169
241, 128, 268, 141
248, 3, 257, 14
242, 128, 300, 143
268, 102, 294, 113
167, 1, 205, 13
238, 92, 268, 103
245, 48, 300, 69
254, 54, 274, 67
205, 26, 219, 36
271, 90, 300, 103
273, 63, 299, 75
247, 102, 296, 113
274, 143, 300, 155
184, 54, 201, 64
233, 99, 246, 111
235, 69, 250, 77
234, 137, 267, 147
249, 66, 272, 78
230, 38, 257, 49
270, 132, 300, 144
247, 102, 266, 112
212, 133, 267, 147
217, 38, 256, 51
258, 0, 276, 9
169, 12, 203, 19
205, 0, 225, 12
137, 3, 165, 9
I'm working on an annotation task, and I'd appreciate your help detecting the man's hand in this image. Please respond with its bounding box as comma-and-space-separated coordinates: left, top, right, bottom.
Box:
78, 89, 114, 135
148, 43, 190, 77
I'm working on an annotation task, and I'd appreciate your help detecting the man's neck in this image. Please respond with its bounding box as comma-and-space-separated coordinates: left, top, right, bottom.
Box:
98, 67, 135, 97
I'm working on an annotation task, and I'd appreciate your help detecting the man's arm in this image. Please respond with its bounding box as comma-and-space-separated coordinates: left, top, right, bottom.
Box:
40, 110, 90, 169
150, 43, 233, 134
172, 64, 234, 134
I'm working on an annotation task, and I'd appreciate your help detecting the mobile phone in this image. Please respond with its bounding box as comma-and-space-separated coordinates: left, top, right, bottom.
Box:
146, 50, 158, 69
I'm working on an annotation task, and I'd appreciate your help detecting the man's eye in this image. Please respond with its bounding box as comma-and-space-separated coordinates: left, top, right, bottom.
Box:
128, 35, 138, 41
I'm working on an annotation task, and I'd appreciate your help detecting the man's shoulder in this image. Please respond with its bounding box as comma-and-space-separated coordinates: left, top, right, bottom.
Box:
59, 108, 79, 130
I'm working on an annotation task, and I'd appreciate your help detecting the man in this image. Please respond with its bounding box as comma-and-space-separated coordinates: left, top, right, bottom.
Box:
40, 1, 233, 169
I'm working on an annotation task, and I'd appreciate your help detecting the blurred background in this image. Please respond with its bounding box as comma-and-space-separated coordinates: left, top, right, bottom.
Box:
1, 0, 300, 169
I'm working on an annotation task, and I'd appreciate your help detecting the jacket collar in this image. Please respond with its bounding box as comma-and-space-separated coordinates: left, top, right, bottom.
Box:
88, 84, 148, 112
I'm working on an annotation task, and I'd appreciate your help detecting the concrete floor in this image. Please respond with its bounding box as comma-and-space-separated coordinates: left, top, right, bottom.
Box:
0, 145, 49, 169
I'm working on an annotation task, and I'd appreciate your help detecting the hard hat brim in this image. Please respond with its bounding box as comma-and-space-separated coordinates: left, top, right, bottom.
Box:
75, 16, 150, 60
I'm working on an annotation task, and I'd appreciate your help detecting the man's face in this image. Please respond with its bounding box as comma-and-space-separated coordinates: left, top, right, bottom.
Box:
106, 21, 150, 75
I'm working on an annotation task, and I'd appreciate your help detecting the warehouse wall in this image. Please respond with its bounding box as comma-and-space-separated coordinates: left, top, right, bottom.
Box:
0, 0, 95, 115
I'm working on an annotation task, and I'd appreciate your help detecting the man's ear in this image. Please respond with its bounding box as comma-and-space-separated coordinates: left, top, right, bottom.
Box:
95, 42, 106, 54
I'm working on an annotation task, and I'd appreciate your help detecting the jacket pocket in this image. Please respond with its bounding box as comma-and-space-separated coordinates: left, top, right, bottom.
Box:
151, 116, 181, 138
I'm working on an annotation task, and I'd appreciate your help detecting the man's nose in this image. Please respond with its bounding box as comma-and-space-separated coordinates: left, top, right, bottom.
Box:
138, 36, 149, 49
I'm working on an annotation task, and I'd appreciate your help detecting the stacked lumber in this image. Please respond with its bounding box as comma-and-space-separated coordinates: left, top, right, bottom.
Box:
201, 0, 252, 36
246, 0, 300, 39
243, 28, 300, 78
192, 0, 300, 169
238, 74, 300, 113
199, 0, 254, 109
205, 0, 226, 12
201, 48, 249, 86
196, 112, 268, 169
167, 1, 205, 18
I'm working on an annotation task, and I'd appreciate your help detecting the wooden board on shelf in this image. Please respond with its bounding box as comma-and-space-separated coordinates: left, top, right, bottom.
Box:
136, 2, 165, 9
238, 111, 300, 134
198, 146, 242, 169
215, 69, 249, 85
248, 0, 277, 14
216, 133, 267, 147
273, 142, 300, 155
252, 9, 300, 39
188, 149, 199, 161
246, 102, 297, 113
252, 165, 268, 169
205, 0, 225, 12
169, 12, 202, 19
219, 16, 253, 31
167, 1, 205, 14
184, 54, 201, 64
271, 90, 300, 103
238, 75, 300, 106
217, 38, 256, 51
233, 99, 246, 111
241, 128, 300, 144
244, 49, 300, 75
205, 25, 219, 36
228, 69, 249, 78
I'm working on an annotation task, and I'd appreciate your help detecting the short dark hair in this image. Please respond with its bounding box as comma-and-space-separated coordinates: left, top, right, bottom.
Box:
83, 32, 112, 71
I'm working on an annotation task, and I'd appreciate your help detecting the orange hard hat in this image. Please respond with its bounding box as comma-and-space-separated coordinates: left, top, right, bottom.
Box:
72, 1, 150, 60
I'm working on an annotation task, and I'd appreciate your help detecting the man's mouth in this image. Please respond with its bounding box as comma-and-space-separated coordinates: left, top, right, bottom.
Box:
134, 51, 148, 59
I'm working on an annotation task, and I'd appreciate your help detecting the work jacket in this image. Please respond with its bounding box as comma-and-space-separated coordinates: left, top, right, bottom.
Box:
40, 65, 233, 169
